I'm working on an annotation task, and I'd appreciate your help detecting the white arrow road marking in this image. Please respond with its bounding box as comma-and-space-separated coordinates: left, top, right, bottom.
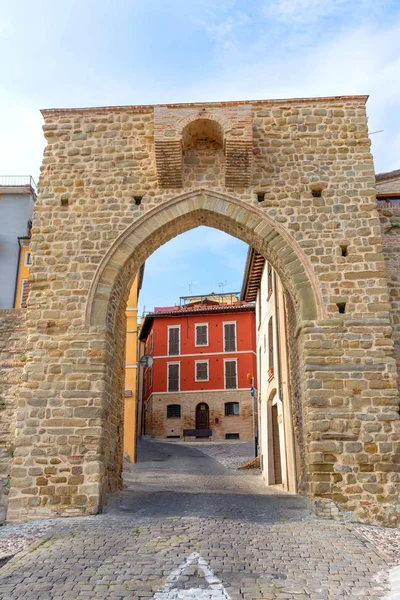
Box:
153, 552, 231, 599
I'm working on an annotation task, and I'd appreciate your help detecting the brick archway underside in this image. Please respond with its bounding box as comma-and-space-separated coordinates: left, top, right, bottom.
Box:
86, 189, 324, 332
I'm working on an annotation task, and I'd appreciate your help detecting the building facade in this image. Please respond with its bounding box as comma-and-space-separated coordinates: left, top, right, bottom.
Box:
0, 176, 36, 309
123, 266, 144, 462
242, 252, 297, 492
139, 295, 257, 441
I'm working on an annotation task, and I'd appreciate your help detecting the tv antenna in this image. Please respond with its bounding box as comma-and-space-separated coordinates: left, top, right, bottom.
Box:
188, 281, 199, 294
218, 280, 227, 294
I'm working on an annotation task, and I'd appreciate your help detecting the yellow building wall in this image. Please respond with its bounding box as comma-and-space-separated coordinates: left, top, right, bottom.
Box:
124, 277, 140, 462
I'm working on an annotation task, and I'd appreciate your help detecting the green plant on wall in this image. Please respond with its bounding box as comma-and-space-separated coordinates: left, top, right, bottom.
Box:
386, 223, 400, 233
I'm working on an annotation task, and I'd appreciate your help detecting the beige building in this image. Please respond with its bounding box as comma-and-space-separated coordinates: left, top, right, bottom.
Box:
242, 252, 297, 492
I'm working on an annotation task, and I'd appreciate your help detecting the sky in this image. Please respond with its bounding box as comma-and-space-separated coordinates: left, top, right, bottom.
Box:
1, 0, 399, 309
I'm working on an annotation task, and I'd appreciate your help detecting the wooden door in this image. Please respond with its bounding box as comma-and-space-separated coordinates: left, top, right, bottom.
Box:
271, 404, 282, 484
196, 403, 209, 430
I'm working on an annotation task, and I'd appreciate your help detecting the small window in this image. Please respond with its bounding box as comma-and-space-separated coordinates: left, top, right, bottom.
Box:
224, 323, 236, 352
268, 317, 274, 371
195, 361, 208, 381
149, 366, 153, 388
19, 279, 30, 309
24, 252, 32, 266
149, 331, 154, 353
337, 302, 346, 314
195, 324, 208, 346
226, 433, 240, 440
167, 404, 181, 418
167, 363, 180, 392
224, 360, 237, 389
168, 327, 180, 356
225, 402, 239, 416
267, 264, 273, 298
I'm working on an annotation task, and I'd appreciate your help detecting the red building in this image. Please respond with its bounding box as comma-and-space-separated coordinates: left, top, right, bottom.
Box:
139, 294, 257, 440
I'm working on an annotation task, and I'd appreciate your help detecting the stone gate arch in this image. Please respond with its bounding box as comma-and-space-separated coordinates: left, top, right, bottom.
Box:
5, 96, 399, 527
86, 188, 324, 332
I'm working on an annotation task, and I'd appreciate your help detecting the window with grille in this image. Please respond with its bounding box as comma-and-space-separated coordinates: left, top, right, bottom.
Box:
224, 360, 237, 389
226, 433, 240, 439
195, 361, 208, 381
167, 404, 181, 418
195, 324, 208, 346
167, 363, 180, 392
267, 264, 273, 298
225, 402, 239, 416
149, 331, 154, 353
223, 323, 236, 352
268, 317, 274, 372
168, 327, 180, 355
19, 279, 30, 308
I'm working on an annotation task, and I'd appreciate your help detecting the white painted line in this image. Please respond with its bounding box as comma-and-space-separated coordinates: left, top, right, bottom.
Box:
153, 552, 231, 599
389, 565, 400, 599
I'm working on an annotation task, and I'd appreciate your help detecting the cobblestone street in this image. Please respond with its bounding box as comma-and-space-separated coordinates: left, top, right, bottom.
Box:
0, 439, 398, 599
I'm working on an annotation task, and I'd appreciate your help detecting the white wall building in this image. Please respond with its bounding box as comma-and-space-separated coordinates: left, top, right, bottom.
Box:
0, 176, 36, 308
241, 248, 297, 492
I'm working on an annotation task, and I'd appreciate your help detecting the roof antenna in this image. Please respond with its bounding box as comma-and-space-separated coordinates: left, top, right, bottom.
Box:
218, 281, 227, 294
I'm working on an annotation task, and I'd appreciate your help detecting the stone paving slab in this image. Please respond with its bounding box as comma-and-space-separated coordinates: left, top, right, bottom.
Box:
0, 439, 398, 599
0, 515, 393, 599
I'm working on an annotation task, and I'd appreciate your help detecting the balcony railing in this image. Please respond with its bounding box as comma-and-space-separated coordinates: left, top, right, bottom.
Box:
0, 176, 37, 194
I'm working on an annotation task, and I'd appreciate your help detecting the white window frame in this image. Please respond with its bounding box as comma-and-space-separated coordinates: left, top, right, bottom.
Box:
194, 322, 209, 347
149, 365, 153, 388
24, 251, 32, 267
223, 321, 237, 353
167, 361, 180, 392
223, 358, 238, 390
167, 325, 181, 356
195, 359, 209, 382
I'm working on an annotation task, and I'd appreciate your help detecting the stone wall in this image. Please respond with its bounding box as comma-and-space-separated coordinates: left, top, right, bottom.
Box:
0, 309, 26, 524
380, 207, 400, 388
145, 390, 254, 441
6, 96, 400, 526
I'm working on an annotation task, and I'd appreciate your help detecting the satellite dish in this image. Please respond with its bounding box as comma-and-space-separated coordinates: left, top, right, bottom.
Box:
139, 355, 153, 368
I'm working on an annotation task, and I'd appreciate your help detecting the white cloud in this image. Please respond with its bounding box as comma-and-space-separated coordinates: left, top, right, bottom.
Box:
262, 0, 392, 25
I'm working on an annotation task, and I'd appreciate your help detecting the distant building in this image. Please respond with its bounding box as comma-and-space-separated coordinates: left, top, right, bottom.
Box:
139, 293, 257, 440
0, 176, 36, 309
241, 250, 297, 492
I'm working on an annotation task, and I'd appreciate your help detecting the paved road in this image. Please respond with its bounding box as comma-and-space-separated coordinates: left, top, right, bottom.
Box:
0, 438, 395, 599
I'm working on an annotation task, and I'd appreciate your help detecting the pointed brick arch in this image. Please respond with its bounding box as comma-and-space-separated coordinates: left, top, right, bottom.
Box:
86, 189, 324, 331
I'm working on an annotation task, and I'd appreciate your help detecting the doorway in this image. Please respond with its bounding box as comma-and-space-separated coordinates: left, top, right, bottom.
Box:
271, 404, 282, 485
196, 402, 210, 430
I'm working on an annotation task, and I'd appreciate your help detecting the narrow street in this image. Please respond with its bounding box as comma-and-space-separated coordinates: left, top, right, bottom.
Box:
0, 439, 397, 599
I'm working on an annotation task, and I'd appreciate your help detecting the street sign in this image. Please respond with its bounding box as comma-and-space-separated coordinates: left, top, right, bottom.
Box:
153, 552, 231, 599
250, 386, 255, 397
139, 354, 153, 368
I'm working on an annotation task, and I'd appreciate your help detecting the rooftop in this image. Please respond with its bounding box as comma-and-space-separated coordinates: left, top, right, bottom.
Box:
139, 302, 255, 340
0, 176, 37, 197
41, 94, 369, 117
